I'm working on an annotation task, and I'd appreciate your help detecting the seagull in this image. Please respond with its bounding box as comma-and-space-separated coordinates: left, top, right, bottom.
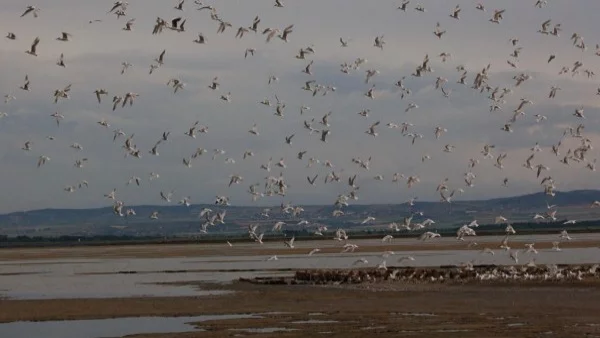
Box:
21, 5, 40, 18
244, 48, 255, 58
302, 61, 314, 75
559, 230, 572, 240
525, 243, 538, 254
449, 5, 461, 19
509, 250, 519, 264
397, 1, 410, 11
366, 121, 380, 137
193, 33, 206, 44
481, 248, 495, 255
283, 236, 295, 248
551, 241, 562, 251
208, 77, 219, 90
308, 248, 321, 256
37, 155, 50, 167
397, 256, 415, 264
361, 216, 376, 224
489, 9, 506, 24
353, 258, 368, 265
123, 18, 135, 31
155, 49, 166, 66
405, 103, 418, 112
56, 53, 66, 67
433, 22, 446, 39
248, 16, 261, 32
415, 4, 426, 12
285, 134, 295, 146
25, 37, 40, 56
419, 232, 441, 241
56, 32, 71, 42
374, 35, 385, 50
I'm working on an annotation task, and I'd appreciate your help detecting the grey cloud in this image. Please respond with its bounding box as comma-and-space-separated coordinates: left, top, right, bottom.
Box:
0, 0, 599, 213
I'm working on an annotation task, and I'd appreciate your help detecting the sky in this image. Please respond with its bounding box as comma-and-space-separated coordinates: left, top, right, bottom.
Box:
1, 0, 600, 213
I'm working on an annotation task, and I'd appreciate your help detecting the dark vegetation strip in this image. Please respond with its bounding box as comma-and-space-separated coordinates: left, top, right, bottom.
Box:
0, 222, 599, 249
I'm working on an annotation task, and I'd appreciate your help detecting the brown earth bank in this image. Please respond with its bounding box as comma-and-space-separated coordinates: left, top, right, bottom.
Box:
0, 238, 597, 260
2, 281, 600, 337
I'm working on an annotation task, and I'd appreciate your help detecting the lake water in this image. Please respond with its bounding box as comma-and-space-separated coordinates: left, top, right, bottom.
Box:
0, 314, 259, 338
0, 234, 599, 300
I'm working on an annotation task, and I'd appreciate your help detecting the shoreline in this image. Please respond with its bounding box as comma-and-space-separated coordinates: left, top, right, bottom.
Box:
0, 237, 597, 261
2, 226, 599, 249
1, 237, 599, 336
1, 280, 600, 337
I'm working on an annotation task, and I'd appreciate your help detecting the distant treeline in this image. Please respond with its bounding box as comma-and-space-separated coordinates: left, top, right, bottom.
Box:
1, 220, 599, 249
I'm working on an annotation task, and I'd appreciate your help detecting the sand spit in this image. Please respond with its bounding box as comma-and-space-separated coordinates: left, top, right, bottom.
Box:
241, 264, 600, 285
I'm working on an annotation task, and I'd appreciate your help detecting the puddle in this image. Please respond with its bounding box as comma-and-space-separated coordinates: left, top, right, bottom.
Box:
5, 289, 231, 300
258, 311, 296, 316
493, 316, 519, 320
434, 329, 473, 332
396, 312, 438, 317
289, 319, 339, 324
0, 314, 260, 338
507, 322, 527, 327
230, 327, 298, 333
308, 312, 326, 316
361, 326, 387, 330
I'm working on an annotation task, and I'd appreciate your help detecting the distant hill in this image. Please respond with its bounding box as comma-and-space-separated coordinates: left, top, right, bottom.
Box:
479, 190, 600, 209
2, 190, 600, 237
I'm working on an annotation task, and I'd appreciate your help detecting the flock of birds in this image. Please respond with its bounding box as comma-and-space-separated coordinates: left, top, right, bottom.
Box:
3, 1, 600, 269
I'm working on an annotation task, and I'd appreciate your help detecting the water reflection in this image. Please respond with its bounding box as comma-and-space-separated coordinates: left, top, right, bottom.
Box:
1, 235, 599, 300
0, 314, 259, 338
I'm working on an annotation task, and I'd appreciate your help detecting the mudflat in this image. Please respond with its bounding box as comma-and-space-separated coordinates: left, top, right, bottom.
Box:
1, 281, 600, 337
0, 237, 596, 260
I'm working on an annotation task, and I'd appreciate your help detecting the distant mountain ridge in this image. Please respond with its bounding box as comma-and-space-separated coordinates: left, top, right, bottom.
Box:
2, 190, 600, 235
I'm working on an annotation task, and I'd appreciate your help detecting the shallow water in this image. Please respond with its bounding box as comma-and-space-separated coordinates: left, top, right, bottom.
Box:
289, 319, 339, 324
230, 327, 299, 333
0, 314, 259, 338
0, 234, 599, 300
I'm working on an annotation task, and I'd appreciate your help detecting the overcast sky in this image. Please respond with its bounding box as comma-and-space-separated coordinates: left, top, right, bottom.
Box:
1, 0, 600, 213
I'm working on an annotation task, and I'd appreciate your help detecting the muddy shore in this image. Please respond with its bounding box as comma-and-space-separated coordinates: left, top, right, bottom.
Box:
1, 239, 599, 337
1, 280, 600, 337
0, 238, 596, 260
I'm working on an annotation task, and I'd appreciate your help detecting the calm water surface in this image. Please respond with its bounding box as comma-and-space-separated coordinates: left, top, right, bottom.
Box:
0, 314, 258, 338
0, 234, 598, 300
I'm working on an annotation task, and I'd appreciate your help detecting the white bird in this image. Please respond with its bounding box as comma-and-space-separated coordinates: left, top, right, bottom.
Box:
481, 248, 495, 255
21, 5, 40, 18
525, 243, 538, 254
25, 37, 40, 56
283, 236, 295, 248
56, 32, 71, 42
308, 248, 321, 256
559, 230, 572, 241
361, 216, 376, 224
551, 241, 562, 251
398, 256, 415, 264
419, 232, 441, 241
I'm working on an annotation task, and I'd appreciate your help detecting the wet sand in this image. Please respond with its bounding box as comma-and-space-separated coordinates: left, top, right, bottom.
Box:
0, 238, 597, 260
2, 239, 600, 337
1, 280, 600, 337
